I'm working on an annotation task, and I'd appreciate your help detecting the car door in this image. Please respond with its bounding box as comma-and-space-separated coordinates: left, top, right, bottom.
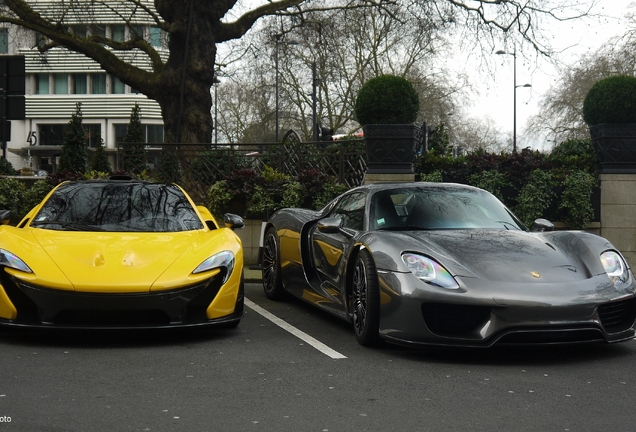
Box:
310, 192, 366, 302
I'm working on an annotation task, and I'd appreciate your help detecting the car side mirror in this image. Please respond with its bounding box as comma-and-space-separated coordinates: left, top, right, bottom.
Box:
0, 210, 10, 225
317, 217, 343, 234
223, 213, 245, 230
533, 218, 554, 232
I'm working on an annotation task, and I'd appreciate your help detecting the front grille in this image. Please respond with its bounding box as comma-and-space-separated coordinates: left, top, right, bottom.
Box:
598, 298, 636, 333
421, 302, 491, 338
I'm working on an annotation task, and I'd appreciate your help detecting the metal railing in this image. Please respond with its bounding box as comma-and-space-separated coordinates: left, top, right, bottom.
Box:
116, 138, 367, 204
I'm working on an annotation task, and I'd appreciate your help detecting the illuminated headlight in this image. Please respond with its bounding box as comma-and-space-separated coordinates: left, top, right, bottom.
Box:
401, 253, 459, 289
0, 249, 32, 273
600, 250, 630, 286
193, 250, 235, 282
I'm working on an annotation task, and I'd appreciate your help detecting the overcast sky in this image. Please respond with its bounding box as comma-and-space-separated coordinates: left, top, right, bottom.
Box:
469, 0, 634, 150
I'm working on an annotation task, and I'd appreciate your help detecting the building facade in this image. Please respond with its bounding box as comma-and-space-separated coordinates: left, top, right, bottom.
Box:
0, 1, 166, 173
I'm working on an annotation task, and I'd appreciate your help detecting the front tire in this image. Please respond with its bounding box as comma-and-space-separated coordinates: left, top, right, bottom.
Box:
351, 249, 380, 346
262, 227, 286, 300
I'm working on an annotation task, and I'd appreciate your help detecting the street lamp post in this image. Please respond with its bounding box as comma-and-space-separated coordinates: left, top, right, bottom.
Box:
275, 37, 299, 142
496, 49, 531, 153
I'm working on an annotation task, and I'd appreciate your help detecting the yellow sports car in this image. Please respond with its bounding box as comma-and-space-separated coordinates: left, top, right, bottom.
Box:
0, 176, 244, 329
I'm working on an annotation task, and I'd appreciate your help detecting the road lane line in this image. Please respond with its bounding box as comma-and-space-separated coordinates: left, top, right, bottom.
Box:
244, 298, 347, 359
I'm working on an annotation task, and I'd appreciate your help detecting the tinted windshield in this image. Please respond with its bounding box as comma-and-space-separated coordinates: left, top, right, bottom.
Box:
370, 186, 525, 231
32, 182, 204, 232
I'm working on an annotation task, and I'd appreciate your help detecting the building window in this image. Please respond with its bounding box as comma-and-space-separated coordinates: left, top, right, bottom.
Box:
115, 124, 164, 144
73, 74, 87, 94
36, 74, 49, 94
112, 25, 125, 43
54, 74, 69, 94
130, 25, 144, 40
71, 25, 87, 37
149, 27, 161, 48
0, 28, 8, 54
92, 74, 106, 94
85, 124, 102, 148
35, 32, 47, 48
115, 124, 128, 145
90, 24, 106, 39
111, 75, 125, 94
40, 124, 66, 146
146, 125, 164, 143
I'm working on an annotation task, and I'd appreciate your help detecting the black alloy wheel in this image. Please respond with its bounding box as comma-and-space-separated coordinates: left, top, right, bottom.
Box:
351, 249, 380, 346
262, 227, 286, 300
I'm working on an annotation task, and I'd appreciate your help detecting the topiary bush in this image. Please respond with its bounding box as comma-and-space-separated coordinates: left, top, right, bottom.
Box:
583, 75, 636, 125
354, 75, 419, 125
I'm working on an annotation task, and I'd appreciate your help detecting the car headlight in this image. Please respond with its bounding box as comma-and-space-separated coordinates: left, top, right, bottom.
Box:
402, 253, 459, 289
0, 249, 33, 273
192, 250, 235, 283
600, 250, 630, 286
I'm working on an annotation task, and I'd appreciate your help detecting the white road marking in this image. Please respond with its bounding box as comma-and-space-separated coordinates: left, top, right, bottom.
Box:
244, 298, 347, 359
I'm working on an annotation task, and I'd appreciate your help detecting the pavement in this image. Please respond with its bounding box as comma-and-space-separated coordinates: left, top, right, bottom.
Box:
244, 267, 262, 283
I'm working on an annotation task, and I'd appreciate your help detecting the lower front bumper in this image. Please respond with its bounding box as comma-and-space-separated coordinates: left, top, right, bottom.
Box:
0, 273, 243, 329
377, 271, 636, 347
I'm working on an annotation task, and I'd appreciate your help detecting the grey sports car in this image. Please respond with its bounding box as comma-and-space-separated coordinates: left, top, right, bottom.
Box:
261, 182, 636, 347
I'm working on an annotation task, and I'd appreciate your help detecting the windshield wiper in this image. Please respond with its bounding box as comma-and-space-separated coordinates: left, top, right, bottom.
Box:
31, 220, 105, 232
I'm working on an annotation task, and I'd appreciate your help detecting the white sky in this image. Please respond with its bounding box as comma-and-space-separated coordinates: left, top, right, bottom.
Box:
469, 0, 635, 150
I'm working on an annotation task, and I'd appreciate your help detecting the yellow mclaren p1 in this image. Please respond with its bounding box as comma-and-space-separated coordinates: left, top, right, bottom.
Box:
0, 176, 244, 329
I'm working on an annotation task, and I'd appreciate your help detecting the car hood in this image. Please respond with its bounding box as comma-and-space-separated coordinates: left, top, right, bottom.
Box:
1, 228, 237, 293
372, 229, 605, 283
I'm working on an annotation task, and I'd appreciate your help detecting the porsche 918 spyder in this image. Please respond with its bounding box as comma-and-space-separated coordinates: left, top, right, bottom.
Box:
262, 182, 636, 347
0, 177, 244, 329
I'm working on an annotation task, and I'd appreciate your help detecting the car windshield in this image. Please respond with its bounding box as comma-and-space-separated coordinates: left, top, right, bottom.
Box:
31, 182, 204, 232
369, 186, 525, 231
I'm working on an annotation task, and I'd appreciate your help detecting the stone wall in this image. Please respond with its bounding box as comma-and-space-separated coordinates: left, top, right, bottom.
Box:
599, 174, 636, 269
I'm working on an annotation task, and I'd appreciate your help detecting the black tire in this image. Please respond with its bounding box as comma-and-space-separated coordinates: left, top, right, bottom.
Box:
351, 249, 380, 346
262, 227, 286, 300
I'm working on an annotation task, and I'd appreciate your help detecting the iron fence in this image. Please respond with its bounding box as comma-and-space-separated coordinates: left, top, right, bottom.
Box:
116, 138, 367, 204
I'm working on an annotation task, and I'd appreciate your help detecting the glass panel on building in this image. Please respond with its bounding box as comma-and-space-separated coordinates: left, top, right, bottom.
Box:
0, 28, 8, 54
146, 125, 164, 144
130, 25, 144, 40
115, 124, 128, 147
85, 124, 102, 148
112, 24, 125, 43
40, 124, 66, 146
149, 27, 161, 48
36, 74, 49, 94
54, 74, 68, 94
73, 74, 87, 94
111, 75, 125, 94
72, 25, 87, 37
92, 74, 106, 94
91, 24, 106, 39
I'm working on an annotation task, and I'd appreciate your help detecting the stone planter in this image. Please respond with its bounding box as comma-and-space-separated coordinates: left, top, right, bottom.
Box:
363, 124, 421, 174
589, 123, 636, 173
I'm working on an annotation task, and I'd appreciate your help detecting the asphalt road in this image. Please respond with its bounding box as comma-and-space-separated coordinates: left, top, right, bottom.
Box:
1, 282, 636, 431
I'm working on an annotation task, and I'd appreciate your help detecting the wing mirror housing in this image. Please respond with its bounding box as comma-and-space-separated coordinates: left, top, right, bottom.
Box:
533, 218, 554, 232
223, 213, 245, 230
0, 210, 10, 225
317, 217, 343, 234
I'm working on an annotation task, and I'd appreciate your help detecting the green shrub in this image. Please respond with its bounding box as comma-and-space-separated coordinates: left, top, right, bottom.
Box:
0, 178, 27, 222
354, 75, 419, 125
467, 170, 509, 201
23, 180, 55, 213
514, 170, 555, 228
0, 157, 17, 175
583, 75, 636, 125
558, 170, 597, 229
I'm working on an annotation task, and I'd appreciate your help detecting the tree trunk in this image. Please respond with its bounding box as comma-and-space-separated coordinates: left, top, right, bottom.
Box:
152, 1, 218, 144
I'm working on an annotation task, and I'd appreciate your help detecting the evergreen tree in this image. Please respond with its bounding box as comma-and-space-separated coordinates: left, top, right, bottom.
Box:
157, 133, 182, 184
122, 103, 146, 174
90, 131, 112, 173
58, 103, 87, 173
